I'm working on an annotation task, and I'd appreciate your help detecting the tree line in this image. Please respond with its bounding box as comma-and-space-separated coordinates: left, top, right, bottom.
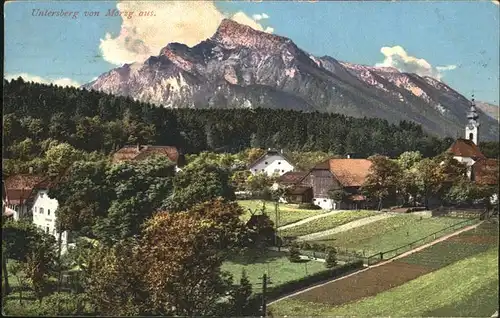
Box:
4, 77, 476, 160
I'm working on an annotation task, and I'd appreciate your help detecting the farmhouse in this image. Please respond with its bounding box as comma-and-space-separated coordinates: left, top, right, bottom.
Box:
248, 148, 295, 177
112, 144, 185, 170
273, 171, 311, 203
3, 174, 47, 220
297, 158, 372, 210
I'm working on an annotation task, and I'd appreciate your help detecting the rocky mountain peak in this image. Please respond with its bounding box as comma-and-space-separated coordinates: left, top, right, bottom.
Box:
83, 19, 498, 141
212, 18, 291, 52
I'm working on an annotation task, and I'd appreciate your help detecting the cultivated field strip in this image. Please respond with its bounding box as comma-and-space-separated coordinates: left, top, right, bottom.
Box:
269, 221, 486, 306
296, 213, 394, 241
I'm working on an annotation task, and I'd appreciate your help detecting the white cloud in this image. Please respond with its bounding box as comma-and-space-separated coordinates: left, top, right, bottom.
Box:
252, 13, 269, 21
5, 73, 80, 87
375, 45, 456, 80
492, 1, 499, 6
99, 1, 274, 66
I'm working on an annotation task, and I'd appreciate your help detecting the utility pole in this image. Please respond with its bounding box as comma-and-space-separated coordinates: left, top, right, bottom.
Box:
274, 200, 279, 251
257, 273, 272, 317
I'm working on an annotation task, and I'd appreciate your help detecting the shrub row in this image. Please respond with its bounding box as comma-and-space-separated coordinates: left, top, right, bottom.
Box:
297, 203, 322, 210
289, 241, 365, 258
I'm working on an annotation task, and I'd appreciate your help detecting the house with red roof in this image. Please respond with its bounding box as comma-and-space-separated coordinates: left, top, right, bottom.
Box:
295, 158, 372, 210
112, 144, 185, 170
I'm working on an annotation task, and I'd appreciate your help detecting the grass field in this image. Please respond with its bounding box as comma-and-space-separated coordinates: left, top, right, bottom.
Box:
221, 250, 327, 293
237, 200, 325, 227
270, 248, 498, 317
269, 220, 498, 317
310, 215, 475, 255
278, 211, 378, 238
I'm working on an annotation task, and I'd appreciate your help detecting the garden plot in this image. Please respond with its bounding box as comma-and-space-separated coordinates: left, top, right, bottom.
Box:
309, 215, 472, 255
222, 250, 326, 293
278, 211, 378, 238
269, 220, 498, 317
270, 248, 498, 317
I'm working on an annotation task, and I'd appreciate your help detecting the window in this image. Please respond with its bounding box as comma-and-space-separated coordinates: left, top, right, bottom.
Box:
281, 170, 284, 173
265, 161, 268, 165
323, 200, 327, 202
48, 209, 50, 216
278, 161, 281, 164
254, 169, 257, 172
34, 207, 37, 213
53, 229, 56, 235
261, 169, 264, 172
46, 226, 49, 234
469, 133, 474, 140
40, 193, 44, 198
40, 208, 44, 214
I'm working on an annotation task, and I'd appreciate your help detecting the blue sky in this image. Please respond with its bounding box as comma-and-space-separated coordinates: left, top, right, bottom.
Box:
4, 0, 499, 104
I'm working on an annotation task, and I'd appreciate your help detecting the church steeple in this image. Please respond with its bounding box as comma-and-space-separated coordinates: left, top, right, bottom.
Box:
465, 95, 479, 145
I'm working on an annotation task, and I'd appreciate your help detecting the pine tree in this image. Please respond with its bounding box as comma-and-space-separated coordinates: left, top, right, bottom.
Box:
232, 269, 253, 316
288, 245, 301, 263
325, 248, 338, 268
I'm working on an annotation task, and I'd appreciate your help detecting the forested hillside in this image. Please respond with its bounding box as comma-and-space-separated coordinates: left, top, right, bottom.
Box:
3, 78, 462, 160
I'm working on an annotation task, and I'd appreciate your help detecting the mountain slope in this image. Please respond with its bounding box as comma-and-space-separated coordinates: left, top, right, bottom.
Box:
476, 101, 499, 122
83, 19, 498, 140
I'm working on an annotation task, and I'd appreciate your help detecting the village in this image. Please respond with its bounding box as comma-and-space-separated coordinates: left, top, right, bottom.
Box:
2, 96, 498, 316
3, 1, 499, 315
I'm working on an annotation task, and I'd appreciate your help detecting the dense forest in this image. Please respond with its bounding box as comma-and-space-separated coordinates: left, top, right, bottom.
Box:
3, 78, 498, 160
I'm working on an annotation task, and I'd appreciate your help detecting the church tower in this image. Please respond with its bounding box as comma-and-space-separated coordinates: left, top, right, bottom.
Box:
465, 95, 479, 145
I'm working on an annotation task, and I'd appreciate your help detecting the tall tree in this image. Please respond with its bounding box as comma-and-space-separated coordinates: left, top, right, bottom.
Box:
362, 155, 403, 210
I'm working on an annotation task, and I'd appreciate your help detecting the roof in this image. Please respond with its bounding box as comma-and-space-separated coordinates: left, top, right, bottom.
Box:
347, 194, 367, 201
278, 171, 307, 185
287, 186, 312, 195
4, 174, 47, 205
448, 139, 485, 159
248, 149, 294, 168
473, 158, 499, 185
312, 158, 372, 187
112, 145, 179, 163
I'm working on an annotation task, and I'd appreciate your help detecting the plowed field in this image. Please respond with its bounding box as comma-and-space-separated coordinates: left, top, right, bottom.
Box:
293, 261, 431, 306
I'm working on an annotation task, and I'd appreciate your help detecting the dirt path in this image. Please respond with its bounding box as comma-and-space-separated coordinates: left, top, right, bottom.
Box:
268, 221, 484, 306
278, 210, 352, 230
296, 213, 395, 241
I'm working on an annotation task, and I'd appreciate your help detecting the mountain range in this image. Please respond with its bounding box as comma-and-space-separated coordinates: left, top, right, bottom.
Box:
83, 19, 499, 141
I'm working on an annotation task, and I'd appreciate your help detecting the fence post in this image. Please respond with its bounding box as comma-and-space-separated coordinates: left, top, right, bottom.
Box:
380, 252, 383, 260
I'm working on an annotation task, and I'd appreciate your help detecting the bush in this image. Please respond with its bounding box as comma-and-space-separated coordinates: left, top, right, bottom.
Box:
325, 248, 338, 268
297, 203, 322, 210
288, 246, 301, 263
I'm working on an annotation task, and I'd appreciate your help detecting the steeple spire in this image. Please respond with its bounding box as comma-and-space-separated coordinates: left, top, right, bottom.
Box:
467, 95, 479, 122
465, 94, 479, 144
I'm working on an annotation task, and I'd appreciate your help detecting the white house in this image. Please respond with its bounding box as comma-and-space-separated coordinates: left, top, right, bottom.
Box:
248, 149, 295, 177
31, 188, 71, 253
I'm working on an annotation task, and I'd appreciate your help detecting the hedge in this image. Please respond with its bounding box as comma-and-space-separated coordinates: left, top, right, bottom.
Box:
250, 260, 363, 305
297, 203, 322, 210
